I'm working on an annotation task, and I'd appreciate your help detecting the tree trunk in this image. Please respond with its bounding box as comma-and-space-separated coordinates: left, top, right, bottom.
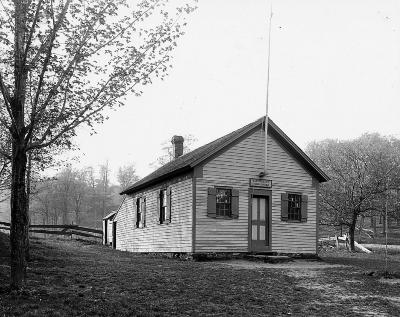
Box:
10, 0, 30, 289
25, 152, 32, 261
348, 212, 358, 252
10, 143, 28, 289
358, 215, 364, 242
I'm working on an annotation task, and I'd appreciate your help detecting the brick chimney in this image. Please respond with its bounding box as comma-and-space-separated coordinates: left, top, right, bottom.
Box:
171, 135, 184, 159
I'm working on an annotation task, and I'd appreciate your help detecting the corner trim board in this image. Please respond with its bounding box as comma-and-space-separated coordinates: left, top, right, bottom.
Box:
192, 176, 196, 253
315, 181, 320, 254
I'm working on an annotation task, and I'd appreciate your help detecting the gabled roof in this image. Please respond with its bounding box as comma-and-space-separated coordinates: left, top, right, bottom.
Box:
120, 117, 329, 195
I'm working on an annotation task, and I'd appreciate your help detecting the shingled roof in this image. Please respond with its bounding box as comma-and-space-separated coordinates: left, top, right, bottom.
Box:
120, 117, 329, 195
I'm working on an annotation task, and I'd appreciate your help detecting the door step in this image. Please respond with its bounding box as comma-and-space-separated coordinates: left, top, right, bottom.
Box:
244, 254, 293, 264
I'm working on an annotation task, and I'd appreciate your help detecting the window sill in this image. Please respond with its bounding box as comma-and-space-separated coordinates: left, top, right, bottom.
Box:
281, 219, 306, 223
208, 215, 238, 220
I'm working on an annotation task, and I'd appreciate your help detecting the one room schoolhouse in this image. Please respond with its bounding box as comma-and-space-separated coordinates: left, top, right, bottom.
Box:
113, 117, 329, 254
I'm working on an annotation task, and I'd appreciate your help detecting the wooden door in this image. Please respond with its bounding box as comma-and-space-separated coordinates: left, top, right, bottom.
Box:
112, 222, 117, 249
250, 196, 269, 252
103, 220, 108, 245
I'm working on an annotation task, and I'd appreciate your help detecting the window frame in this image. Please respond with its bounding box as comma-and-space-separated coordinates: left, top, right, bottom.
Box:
287, 193, 302, 222
159, 189, 168, 224
136, 197, 146, 228
215, 187, 233, 218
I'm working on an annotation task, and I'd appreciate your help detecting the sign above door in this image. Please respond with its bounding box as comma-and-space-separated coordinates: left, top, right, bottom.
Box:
249, 178, 272, 188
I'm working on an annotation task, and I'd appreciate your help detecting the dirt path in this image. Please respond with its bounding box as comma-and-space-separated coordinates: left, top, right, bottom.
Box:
215, 259, 400, 316
215, 259, 345, 270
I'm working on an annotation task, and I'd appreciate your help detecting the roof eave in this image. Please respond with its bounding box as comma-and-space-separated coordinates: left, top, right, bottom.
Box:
103, 211, 117, 220
120, 165, 193, 195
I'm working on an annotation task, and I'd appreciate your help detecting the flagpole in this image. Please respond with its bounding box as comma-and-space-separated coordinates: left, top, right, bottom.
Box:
264, 5, 273, 176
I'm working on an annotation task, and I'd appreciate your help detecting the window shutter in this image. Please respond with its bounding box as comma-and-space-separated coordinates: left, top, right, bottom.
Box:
142, 198, 146, 227
301, 195, 308, 222
135, 199, 139, 228
207, 187, 217, 218
231, 189, 239, 219
281, 193, 289, 221
166, 187, 172, 223
157, 190, 161, 224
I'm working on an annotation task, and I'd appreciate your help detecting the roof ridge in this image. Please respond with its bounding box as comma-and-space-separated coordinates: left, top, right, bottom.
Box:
120, 116, 329, 195
120, 116, 265, 194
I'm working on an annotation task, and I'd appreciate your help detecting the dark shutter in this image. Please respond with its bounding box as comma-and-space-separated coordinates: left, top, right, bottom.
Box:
231, 189, 239, 219
157, 190, 161, 224
281, 193, 289, 221
135, 198, 139, 228
166, 187, 172, 223
301, 195, 308, 222
112, 222, 117, 249
143, 198, 146, 227
207, 187, 217, 218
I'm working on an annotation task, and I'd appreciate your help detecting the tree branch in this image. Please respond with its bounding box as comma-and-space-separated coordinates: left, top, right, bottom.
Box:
22, 0, 44, 67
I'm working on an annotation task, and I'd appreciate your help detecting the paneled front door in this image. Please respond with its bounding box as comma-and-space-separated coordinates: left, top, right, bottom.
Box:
250, 196, 270, 252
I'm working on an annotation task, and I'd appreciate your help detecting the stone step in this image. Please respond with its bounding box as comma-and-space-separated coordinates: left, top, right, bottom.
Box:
244, 254, 293, 263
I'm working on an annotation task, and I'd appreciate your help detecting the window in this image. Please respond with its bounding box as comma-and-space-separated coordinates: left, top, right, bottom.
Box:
158, 188, 171, 224
207, 187, 239, 219
160, 189, 167, 224
216, 188, 232, 217
136, 197, 146, 228
281, 193, 308, 222
288, 194, 301, 221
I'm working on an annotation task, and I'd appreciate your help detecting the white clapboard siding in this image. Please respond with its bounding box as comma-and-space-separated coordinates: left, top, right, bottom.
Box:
267, 132, 317, 253
114, 178, 193, 253
195, 129, 264, 252
195, 128, 317, 253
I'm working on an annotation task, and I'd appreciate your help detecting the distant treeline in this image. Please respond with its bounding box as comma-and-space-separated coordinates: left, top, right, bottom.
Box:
30, 163, 139, 229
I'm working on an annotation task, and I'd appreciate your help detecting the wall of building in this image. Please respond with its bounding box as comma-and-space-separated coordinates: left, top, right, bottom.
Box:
114, 176, 193, 253
195, 128, 318, 253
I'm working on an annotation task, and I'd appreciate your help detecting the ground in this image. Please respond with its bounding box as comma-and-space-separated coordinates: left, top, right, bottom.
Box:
0, 232, 400, 316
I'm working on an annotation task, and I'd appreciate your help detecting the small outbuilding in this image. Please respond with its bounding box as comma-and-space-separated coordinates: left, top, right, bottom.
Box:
102, 211, 116, 248
114, 117, 329, 255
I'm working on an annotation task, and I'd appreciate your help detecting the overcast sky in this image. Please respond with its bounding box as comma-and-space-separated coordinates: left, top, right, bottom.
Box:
69, 0, 400, 183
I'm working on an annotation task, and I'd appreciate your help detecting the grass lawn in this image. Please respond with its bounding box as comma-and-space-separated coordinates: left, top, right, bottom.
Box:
0, 232, 400, 316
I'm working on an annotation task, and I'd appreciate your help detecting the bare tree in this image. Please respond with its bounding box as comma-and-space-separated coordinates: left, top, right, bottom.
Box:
307, 134, 400, 251
149, 134, 197, 169
31, 165, 123, 227
117, 164, 140, 190
70, 170, 88, 225
0, 0, 195, 288
99, 161, 110, 220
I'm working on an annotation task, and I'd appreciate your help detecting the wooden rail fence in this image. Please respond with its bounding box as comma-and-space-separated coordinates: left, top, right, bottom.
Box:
0, 222, 102, 241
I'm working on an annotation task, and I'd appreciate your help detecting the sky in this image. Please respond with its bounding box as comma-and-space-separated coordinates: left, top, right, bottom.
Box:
69, 0, 400, 183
